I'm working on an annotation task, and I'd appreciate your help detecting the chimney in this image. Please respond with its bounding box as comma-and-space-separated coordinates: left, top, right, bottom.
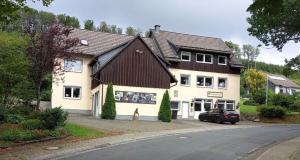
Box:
154, 25, 161, 33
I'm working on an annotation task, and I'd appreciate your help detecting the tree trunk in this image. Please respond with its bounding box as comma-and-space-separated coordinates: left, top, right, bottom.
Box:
36, 83, 41, 111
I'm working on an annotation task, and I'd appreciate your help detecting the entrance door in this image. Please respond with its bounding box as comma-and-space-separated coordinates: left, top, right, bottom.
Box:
182, 102, 189, 119
92, 92, 99, 117
194, 102, 202, 119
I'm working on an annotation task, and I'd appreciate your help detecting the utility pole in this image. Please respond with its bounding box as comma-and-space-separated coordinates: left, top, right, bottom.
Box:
266, 75, 268, 105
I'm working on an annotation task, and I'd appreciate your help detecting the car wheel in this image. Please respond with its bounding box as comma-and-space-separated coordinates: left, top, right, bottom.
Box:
199, 118, 204, 121
230, 122, 236, 125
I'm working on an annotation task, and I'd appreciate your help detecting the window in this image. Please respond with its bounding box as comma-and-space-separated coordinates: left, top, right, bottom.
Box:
196, 53, 213, 63
171, 101, 179, 111
64, 86, 81, 99
64, 59, 83, 72
218, 56, 227, 65
218, 78, 227, 89
173, 90, 178, 98
194, 103, 201, 111
197, 76, 213, 87
92, 61, 100, 74
217, 100, 235, 111
204, 100, 212, 111
180, 74, 190, 86
181, 51, 191, 61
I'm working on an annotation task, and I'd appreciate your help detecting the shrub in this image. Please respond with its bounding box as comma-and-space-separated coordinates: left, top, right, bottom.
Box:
251, 89, 266, 104
243, 99, 257, 106
38, 107, 68, 130
269, 94, 294, 109
0, 128, 38, 141
5, 114, 25, 124
21, 119, 43, 130
158, 90, 171, 122
101, 83, 116, 120
0, 109, 7, 122
257, 105, 286, 118
7, 105, 35, 116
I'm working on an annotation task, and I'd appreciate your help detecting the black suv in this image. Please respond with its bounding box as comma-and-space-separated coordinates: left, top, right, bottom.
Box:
198, 108, 240, 124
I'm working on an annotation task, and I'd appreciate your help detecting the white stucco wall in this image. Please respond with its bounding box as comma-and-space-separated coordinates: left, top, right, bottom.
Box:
169, 68, 240, 117
51, 56, 93, 113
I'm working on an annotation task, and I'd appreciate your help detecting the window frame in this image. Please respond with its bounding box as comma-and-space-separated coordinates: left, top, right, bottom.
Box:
218, 56, 227, 65
180, 74, 191, 87
181, 51, 191, 61
217, 100, 235, 111
64, 59, 83, 73
196, 53, 213, 64
197, 76, 214, 88
218, 77, 228, 89
63, 86, 82, 100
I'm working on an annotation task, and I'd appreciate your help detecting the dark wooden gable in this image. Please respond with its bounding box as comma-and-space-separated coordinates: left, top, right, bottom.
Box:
92, 37, 172, 89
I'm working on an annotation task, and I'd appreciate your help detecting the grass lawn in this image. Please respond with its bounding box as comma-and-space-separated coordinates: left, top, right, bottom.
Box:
64, 123, 105, 139
240, 98, 258, 115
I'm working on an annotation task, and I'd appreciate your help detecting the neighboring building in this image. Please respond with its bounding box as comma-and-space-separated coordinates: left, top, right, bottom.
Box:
266, 73, 300, 95
51, 25, 243, 120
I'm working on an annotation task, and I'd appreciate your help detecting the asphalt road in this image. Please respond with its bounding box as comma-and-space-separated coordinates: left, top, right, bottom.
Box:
61, 124, 300, 160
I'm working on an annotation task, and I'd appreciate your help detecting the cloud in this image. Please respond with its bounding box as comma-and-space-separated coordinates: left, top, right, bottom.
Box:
29, 0, 299, 65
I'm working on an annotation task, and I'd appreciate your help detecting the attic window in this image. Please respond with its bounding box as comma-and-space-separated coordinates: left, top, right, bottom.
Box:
80, 40, 88, 46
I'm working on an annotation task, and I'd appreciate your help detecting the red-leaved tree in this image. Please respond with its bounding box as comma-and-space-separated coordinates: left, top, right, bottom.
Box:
25, 23, 80, 110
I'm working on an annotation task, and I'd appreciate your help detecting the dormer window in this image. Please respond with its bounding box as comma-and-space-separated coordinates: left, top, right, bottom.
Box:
218, 56, 227, 65
196, 53, 213, 64
181, 51, 191, 61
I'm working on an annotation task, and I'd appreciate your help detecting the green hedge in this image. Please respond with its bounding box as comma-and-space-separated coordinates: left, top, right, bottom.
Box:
38, 107, 68, 130
257, 105, 286, 118
21, 119, 43, 130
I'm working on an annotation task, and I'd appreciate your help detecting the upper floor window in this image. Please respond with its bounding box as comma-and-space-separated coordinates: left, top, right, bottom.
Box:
196, 53, 213, 64
64, 86, 81, 99
181, 51, 191, 61
64, 59, 83, 72
197, 76, 213, 87
218, 78, 227, 89
218, 56, 227, 65
180, 74, 190, 86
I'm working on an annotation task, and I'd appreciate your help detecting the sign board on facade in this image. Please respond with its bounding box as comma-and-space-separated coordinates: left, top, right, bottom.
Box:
115, 91, 156, 104
207, 91, 223, 98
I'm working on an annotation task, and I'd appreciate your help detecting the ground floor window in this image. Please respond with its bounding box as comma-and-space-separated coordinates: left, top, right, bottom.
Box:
64, 86, 81, 99
171, 101, 180, 111
204, 100, 212, 111
193, 99, 212, 112
217, 100, 235, 111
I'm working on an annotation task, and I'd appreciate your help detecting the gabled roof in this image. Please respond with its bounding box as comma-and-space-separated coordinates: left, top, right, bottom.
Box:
91, 35, 177, 83
266, 73, 300, 89
150, 29, 232, 58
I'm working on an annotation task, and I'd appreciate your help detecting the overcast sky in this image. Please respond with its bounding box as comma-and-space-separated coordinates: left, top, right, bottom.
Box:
29, 0, 300, 65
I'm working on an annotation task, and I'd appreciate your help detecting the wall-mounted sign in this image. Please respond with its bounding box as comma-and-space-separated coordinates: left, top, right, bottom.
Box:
115, 91, 156, 104
207, 91, 223, 98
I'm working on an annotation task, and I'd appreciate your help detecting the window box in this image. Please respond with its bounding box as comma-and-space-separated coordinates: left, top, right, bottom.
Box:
196, 53, 213, 64
64, 86, 81, 99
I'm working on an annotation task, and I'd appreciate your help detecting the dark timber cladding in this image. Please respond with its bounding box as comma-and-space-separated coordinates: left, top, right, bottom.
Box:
170, 49, 241, 74
92, 37, 171, 89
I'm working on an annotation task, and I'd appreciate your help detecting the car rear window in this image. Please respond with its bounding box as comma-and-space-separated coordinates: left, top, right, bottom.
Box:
225, 110, 238, 114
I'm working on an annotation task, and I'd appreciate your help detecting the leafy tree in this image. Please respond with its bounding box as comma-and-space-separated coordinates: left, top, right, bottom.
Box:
110, 25, 117, 34
25, 23, 80, 110
247, 0, 300, 50
283, 54, 300, 76
242, 44, 260, 69
84, 19, 95, 31
57, 14, 80, 28
117, 27, 123, 34
0, 31, 30, 107
97, 21, 111, 33
101, 83, 116, 119
244, 68, 267, 94
158, 90, 171, 122
0, 0, 53, 23
225, 41, 241, 59
126, 26, 137, 36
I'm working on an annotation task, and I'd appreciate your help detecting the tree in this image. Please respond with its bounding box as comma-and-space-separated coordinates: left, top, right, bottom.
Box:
101, 83, 116, 119
125, 26, 137, 36
57, 14, 80, 28
0, 31, 31, 107
0, 0, 53, 23
242, 44, 260, 69
84, 19, 95, 31
225, 41, 242, 59
97, 21, 111, 33
110, 25, 117, 34
117, 27, 123, 34
244, 68, 267, 94
247, 0, 300, 50
25, 24, 80, 110
158, 90, 171, 122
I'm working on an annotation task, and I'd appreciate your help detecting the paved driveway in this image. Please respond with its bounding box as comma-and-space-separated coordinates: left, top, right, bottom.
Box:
68, 114, 261, 133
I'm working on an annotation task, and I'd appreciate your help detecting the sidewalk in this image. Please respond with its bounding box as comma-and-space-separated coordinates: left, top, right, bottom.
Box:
256, 136, 300, 160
